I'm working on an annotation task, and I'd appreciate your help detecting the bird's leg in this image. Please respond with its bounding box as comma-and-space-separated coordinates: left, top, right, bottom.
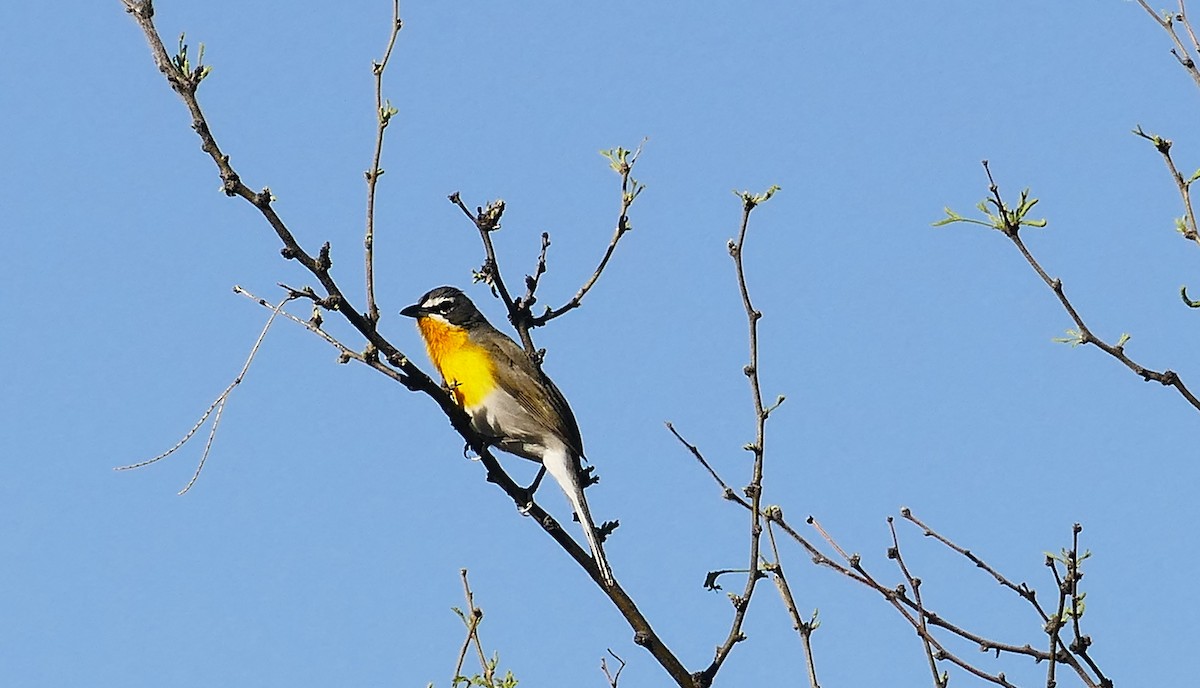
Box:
516, 466, 548, 515
526, 466, 548, 495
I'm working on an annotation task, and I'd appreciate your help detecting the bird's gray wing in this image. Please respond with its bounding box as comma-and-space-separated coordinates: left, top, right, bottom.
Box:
479, 328, 586, 459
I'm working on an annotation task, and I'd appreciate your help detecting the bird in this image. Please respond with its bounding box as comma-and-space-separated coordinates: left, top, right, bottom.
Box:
400, 286, 614, 585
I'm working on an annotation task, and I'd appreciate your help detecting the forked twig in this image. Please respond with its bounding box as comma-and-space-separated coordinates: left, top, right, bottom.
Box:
887, 517, 945, 688
1135, 0, 1200, 91
763, 518, 821, 688
114, 292, 292, 494
449, 568, 505, 686
530, 141, 647, 328
601, 649, 626, 688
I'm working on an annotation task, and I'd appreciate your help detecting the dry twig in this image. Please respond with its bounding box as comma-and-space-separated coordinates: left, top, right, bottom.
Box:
114, 292, 291, 494
364, 0, 403, 331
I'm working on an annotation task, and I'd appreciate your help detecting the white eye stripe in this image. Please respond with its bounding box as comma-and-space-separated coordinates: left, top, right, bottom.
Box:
423, 296, 454, 310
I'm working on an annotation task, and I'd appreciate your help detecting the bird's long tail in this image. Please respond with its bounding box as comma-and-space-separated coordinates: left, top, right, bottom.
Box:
542, 449, 614, 586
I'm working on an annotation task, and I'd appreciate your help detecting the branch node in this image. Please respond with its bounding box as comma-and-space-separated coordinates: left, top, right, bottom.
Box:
317, 242, 333, 271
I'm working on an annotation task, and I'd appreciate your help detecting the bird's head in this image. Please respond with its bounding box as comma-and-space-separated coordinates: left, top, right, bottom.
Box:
400, 286, 488, 328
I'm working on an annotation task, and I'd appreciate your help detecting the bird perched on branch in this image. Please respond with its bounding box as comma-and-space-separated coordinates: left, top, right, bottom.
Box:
401, 286, 614, 586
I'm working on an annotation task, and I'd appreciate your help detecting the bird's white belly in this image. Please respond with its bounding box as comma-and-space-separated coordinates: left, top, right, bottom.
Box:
466, 388, 550, 462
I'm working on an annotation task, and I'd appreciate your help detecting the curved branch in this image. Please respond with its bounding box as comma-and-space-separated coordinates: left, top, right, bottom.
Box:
531, 143, 645, 328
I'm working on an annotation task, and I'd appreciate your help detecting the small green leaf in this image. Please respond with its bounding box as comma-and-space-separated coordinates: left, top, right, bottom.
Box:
1052, 329, 1085, 347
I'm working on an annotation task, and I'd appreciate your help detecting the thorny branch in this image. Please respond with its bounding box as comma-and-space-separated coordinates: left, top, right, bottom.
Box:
934, 161, 1200, 413
119, 2, 692, 684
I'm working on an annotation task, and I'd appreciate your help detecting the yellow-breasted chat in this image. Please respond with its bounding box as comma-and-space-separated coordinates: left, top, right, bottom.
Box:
401, 286, 614, 586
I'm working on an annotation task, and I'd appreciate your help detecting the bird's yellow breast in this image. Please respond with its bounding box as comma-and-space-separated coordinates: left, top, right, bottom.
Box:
417, 317, 496, 409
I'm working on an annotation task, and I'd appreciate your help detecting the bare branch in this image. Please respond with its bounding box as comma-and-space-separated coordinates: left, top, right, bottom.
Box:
114, 291, 292, 494
689, 186, 779, 686
937, 161, 1200, 412
601, 650, 626, 688
1135, 0, 1200, 91
364, 0, 403, 331
763, 519, 821, 688
531, 142, 646, 327
887, 518, 945, 688
664, 422, 739, 501
236, 286, 401, 375
901, 507, 1049, 622
521, 232, 552, 312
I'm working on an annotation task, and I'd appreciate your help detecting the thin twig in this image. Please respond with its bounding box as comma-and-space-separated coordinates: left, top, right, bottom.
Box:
235, 285, 407, 380
684, 448, 1102, 688
601, 649, 626, 688
981, 161, 1200, 413
664, 422, 738, 500
887, 517, 945, 688
808, 518, 1023, 687
901, 507, 1048, 622
531, 141, 646, 328
114, 292, 291, 494
1136, 0, 1200, 91
1132, 125, 1200, 246
120, 0, 428, 394
694, 187, 778, 686
1046, 554, 1069, 688
1181, 0, 1200, 53
764, 519, 821, 688
1064, 524, 1110, 687
364, 0, 402, 330
521, 232, 551, 310
460, 569, 494, 685
446, 193, 535, 353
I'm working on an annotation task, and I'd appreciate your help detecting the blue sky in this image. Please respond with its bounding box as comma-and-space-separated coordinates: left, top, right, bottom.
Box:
3, 1, 1198, 686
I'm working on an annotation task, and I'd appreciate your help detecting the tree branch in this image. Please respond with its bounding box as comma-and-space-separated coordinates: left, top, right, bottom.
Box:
936, 161, 1200, 413
120, 3, 694, 684
364, 0, 402, 332
887, 518, 945, 688
1135, 0, 1200, 92
530, 143, 645, 327
763, 519, 821, 688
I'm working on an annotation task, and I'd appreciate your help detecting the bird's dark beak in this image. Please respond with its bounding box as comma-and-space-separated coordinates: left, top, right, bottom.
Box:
400, 303, 424, 318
